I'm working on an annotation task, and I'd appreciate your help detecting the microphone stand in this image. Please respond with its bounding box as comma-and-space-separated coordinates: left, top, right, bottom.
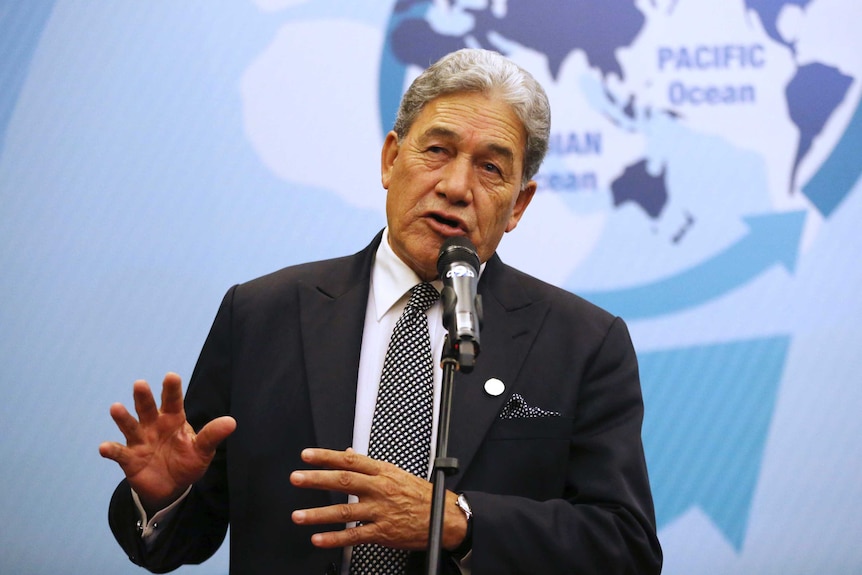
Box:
425, 335, 475, 575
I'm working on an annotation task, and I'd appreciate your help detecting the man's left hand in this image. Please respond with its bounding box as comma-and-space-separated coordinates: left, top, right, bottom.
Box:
290, 448, 467, 552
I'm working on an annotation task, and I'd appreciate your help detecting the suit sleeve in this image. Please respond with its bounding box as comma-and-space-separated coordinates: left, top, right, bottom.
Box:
464, 316, 662, 574
108, 287, 236, 573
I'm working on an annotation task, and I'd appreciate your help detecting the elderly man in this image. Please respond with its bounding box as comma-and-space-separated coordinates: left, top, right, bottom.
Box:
100, 48, 662, 575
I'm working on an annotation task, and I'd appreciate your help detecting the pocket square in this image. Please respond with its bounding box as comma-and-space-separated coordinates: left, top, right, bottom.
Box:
498, 393, 561, 419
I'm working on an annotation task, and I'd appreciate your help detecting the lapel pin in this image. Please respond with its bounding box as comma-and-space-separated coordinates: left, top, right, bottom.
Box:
484, 378, 505, 397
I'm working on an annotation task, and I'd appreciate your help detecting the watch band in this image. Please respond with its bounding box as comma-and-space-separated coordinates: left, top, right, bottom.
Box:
453, 493, 473, 558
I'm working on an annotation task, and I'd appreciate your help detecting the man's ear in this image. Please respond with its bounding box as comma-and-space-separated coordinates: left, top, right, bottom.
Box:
380, 131, 399, 189
505, 180, 537, 233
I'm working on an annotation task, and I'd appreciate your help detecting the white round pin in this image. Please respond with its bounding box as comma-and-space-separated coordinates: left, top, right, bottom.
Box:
484, 378, 505, 397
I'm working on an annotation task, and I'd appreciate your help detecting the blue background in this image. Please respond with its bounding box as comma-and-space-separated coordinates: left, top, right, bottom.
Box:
1, 1, 860, 573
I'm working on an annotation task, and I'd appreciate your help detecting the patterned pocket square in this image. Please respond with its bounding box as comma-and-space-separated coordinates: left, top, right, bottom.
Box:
499, 393, 562, 419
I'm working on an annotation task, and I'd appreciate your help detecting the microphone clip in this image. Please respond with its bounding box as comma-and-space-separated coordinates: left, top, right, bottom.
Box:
440, 290, 482, 372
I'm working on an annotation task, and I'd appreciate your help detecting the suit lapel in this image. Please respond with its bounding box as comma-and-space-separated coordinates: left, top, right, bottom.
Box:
446, 255, 549, 490
299, 233, 382, 454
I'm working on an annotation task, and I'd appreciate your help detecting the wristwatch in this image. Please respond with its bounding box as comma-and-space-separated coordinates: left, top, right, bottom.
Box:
453, 493, 473, 558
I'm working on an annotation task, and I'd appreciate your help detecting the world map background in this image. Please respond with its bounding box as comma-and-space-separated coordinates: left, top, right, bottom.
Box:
1, 1, 861, 573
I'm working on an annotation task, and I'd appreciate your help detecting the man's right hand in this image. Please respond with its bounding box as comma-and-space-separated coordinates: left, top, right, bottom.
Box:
99, 372, 236, 512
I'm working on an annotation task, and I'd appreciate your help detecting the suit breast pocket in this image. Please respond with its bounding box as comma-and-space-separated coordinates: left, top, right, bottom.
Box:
485, 415, 573, 440
461, 416, 574, 500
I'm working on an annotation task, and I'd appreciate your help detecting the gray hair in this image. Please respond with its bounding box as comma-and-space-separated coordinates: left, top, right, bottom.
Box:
393, 48, 551, 186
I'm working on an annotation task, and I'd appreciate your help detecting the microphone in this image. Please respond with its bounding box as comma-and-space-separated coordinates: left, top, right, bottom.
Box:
437, 236, 483, 372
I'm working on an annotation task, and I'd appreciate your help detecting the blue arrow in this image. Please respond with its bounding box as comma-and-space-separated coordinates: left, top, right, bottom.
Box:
577, 211, 807, 320
640, 336, 789, 550
802, 95, 862, 217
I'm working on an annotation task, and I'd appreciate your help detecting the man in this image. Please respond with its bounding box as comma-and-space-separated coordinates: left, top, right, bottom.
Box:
100, 48, 662, 574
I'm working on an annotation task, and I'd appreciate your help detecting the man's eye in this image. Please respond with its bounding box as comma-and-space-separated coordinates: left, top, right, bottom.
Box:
427, 146, 446, 154
483, 162, 502, 175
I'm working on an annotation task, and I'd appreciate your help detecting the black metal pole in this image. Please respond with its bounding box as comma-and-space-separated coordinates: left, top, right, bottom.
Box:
425, 336, 461, 575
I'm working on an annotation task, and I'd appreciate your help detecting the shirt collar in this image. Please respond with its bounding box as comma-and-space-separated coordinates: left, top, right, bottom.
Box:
372, 228, 442, 321
371, 227, 486, 321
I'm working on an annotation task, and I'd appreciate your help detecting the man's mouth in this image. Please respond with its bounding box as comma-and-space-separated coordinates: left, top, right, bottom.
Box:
429, 213, 463, 231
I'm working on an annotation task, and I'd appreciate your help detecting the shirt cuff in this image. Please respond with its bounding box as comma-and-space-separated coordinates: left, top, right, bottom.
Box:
131, 485, 192, 544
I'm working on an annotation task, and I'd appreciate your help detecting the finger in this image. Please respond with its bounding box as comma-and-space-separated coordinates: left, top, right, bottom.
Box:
108, 402, 142, 443
300, 448, 383, 476
98, 440, 129, 464
195, 416, 237, 455
290, 468, 374, 496
132, 380, 159, 425
160, 372, 185, 415
291, 501, 370, 527
308, 523, 379, 549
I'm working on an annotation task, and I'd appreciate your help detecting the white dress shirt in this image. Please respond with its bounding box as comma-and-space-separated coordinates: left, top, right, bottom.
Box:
351, 227, 447, 475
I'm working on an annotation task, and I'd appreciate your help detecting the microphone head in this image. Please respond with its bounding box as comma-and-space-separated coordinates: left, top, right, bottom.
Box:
437, 236, 480, 277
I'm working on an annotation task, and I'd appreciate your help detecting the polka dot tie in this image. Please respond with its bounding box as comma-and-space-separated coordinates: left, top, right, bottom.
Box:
349, 282, 439, 575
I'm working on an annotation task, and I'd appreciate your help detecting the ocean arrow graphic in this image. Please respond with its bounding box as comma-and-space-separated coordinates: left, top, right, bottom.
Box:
578, 211, 807, 320
802, 96, 862, 217
639, 336, 789, 550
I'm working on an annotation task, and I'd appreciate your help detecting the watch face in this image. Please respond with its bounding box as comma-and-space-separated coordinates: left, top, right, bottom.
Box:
457, 494, 472, 519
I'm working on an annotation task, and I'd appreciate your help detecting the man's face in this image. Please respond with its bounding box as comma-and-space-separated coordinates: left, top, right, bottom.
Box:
381, 91, 537, 280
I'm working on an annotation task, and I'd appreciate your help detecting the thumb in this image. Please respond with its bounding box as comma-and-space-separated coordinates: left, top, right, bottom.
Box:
195, 416, 237, 455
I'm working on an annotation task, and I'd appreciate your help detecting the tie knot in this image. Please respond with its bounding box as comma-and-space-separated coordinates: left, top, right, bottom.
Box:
407, 282, 439, 313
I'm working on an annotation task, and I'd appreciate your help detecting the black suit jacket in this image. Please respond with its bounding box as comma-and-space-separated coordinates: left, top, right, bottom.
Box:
109, 232, 662, 574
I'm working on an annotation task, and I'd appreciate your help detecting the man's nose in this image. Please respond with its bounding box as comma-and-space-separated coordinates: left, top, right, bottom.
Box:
436, 157, 473, 205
